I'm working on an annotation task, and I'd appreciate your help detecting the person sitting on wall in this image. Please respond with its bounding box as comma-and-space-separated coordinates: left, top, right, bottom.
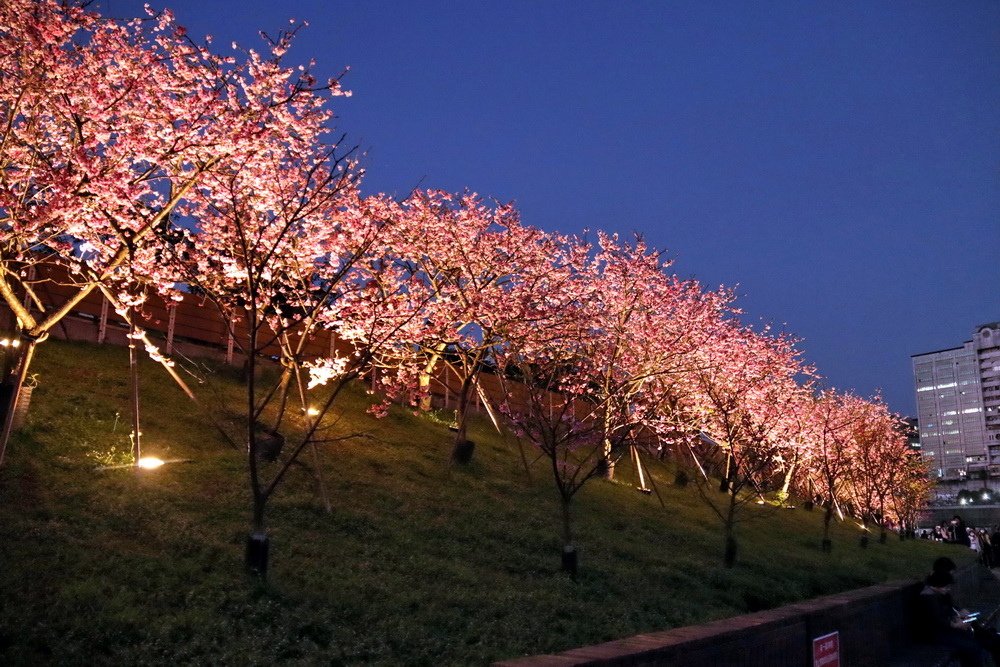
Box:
915, 570, 986, 667
930, 558, 971, 616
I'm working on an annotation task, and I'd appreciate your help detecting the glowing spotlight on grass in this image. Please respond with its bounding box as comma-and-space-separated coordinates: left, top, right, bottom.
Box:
96, 456, 190, 472
306, 407, 320, 417
136, 456, 165, 470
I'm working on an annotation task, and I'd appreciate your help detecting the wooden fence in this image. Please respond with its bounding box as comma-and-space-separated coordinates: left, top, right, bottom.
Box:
0, 263, 568, 420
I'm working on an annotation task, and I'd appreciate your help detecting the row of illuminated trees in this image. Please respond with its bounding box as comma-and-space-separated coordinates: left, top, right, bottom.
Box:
0, 0, 931, 574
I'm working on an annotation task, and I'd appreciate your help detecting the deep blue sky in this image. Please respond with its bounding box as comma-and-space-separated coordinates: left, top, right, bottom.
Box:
104, 0, 999, 415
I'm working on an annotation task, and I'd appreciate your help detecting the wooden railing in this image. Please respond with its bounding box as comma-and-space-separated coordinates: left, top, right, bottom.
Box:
0, 262, 565, 420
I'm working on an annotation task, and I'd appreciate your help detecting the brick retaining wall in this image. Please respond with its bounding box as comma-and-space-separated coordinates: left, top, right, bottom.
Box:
493, 564, 998, 667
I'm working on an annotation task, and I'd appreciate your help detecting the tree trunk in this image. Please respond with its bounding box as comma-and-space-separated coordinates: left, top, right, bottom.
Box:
0, 336, 38, 467
270, 365, 294, 431
598, 393, 616, 479
417, 370, 433, 411
777, 463, 796, 506
560, 496, 573, 547
724, 534, 738, 568
723, 487, 739, 567
244, 317, 269, 577
128, 321, 142, 465
821, 503, 834, 553
859, 517, 870, 548
450, 370, 477, 464
418, 344, 445, 412
719, 451, 732, 493
878, 499, 888, 544
559, 496, 577, 578
246, 495, 269, 577
598, 436, 615, 480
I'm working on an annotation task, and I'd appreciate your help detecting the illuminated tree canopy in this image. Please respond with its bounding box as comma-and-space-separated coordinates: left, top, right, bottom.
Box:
0, 0, 931, 574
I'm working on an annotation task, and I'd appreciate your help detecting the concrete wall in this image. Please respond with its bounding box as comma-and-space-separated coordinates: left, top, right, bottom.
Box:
919, 505, 1000, 529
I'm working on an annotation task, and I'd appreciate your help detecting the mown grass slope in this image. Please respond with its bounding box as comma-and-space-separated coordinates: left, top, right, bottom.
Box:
0, 339, 967, 665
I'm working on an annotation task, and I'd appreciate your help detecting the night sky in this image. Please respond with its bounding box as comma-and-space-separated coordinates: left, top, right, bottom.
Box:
104, 0, 999, 416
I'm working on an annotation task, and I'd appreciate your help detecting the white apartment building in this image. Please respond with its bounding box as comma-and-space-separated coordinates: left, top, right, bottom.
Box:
912, 322, 1000, 483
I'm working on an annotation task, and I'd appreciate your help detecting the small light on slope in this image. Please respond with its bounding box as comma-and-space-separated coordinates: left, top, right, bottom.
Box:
137, 456, 165, 469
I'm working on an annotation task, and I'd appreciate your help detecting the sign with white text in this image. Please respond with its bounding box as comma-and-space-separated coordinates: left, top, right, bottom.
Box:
812, 631, 840, 667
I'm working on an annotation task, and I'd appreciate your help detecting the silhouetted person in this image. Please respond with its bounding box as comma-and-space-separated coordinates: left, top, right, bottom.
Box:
951, 516, 971, 547
915, 571, 985, 667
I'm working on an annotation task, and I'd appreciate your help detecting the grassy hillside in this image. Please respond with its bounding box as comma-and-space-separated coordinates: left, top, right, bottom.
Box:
0, 339, 967, 665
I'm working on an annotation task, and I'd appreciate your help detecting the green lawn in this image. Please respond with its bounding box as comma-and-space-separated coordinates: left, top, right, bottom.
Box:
0, 339, 967, 665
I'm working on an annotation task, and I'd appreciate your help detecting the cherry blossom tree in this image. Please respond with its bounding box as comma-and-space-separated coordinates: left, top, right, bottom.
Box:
867, 429, 918, 543
577, 234, 732, 481
0, 0, 940, 583
166, 133, 428, 573
684, 321, 811, 567
496, 357, 605, 577
385, 190, 576, 464
837, 399, 918, 545
489, 235, 601, 576
0, 0, 347, 460
489, 232, 735, 575
770, 389, 818, 508
794, 392, 933, 547
888, 448, 933, 539
0, 0, 185, 455
800, 390, 870, 552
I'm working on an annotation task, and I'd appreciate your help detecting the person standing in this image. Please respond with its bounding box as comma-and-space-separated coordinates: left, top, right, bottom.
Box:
951, 516, 972, 547
977, 530, 993, 567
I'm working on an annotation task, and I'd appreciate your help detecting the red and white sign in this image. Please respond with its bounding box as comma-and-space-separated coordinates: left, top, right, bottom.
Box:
812, 631, 840, 667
